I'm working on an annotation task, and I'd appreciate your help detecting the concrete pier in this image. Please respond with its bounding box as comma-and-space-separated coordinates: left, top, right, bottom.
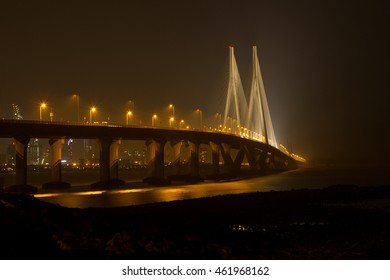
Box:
14, 137, 29, 186
91, 138, 124, 189
170, 140, 182, 175
5, 137, 38, 194
144, 139, 168, 184
209, 141, 220, 175
188, 140, 201, 181
42, 138, 71, 190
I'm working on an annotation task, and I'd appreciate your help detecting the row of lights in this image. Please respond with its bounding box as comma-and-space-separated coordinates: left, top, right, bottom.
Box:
39, 99, 198, 129
41, 98, 257, 136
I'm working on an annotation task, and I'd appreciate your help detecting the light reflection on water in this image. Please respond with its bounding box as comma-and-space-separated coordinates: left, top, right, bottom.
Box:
35, 166, 390, 208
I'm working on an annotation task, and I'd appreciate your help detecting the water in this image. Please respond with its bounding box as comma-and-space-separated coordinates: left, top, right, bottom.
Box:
35, 165, 390, 208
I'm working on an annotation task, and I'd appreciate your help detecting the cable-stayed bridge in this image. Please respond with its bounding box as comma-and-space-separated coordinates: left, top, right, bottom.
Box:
223, 46, 277, 148
0, 46, 303, 193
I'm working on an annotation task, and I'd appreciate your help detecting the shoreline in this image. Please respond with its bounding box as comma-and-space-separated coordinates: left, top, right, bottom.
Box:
1, 183, 390, 259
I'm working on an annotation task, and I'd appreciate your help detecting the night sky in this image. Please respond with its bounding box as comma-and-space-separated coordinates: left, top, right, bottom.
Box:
0, 0, 389, 165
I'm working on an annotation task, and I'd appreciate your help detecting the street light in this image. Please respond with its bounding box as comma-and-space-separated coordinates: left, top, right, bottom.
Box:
152, 114, 157, 126
90, 107, 96, 124
73, 93, 80, 122
39, 102, 47, 121
169, 117, 174, 128
126, 111, 132, 125
215, 112, 222, 129
169, 104, 175, 118
179, 119, 185, 128
196, 109, 203, 130
128, 100, 135, 111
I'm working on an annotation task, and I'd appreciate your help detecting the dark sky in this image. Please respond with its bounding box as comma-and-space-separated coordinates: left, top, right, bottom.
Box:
1, 0, 389, 164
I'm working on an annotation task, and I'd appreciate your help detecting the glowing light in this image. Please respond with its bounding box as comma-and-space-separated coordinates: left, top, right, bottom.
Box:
126, 111, 132, 125
109, 188, 155, 194
90, 107, 97, 124
34, 193, 60, 198
76, 191, 105, 196
169, 117, 175, 128
152, 114, 158, 126
168, 104, 175, 118
39, 102, 47, 121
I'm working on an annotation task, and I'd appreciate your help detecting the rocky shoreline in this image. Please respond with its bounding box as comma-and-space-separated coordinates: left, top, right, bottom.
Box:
1, 184, 390, 259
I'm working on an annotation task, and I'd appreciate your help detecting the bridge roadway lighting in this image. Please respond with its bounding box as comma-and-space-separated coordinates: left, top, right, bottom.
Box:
179, 119, 185, 128
169, 117, 174, 128
72, 93, 80, 122
215, 113, 222, 129
39, 102, 47, 121
169, 104, 175, 118
90, 107, 96, 124
128, 100, 135, 111
126, 111, 132, 125
196, 109, 203, 130
152, 114, 157, 126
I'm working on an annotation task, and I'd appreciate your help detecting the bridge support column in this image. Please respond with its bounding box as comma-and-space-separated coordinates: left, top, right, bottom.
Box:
14, 137, 29, 186
170, 140, 182, 175
91, 138, 124, 189
5, 137, 37, 194
109, 140, 120, 180
244, 145, 258, 170
209, 141, 220, 175
233, 147, 246, 171
220, 143, 234, 174
42, 138, 71, 190
143, 139, 168, 185
188, 140, 202, 182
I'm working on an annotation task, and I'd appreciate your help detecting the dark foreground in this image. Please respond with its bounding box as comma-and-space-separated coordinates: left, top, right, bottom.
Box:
1, 185, 390, 259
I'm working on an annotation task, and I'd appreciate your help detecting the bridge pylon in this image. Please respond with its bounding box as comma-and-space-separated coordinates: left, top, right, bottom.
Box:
247, 46, 277, 147
223, 46, 248, 131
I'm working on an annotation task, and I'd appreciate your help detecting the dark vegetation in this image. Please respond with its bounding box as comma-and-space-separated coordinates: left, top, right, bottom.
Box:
1, 185, 390, 259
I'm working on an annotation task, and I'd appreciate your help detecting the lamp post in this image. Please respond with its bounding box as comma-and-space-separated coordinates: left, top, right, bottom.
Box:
39, 102, 47, 121
169, 117, 174, 128
179, 119, 185, 129
73, 93, 80, 122
215, 112, 222, 129
90, 107, 96, 124
152, 114, 157, 126
196, 109, 203, 130
128, 100, 135, 111
169, 104, 175, 118
126, 111, 132, 125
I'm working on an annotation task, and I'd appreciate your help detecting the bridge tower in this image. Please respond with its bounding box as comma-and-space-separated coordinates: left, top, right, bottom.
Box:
223, 46, 247, 131
246, 46, 277, 147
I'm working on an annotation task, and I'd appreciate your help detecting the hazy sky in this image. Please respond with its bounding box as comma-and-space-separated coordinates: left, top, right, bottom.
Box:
0, 0, 389, 164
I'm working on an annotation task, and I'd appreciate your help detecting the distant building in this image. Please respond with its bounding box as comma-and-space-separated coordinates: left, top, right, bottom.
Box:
6, 142, 15, 165
12, 104, 23, 120
66, 138, 74, 163
27, 138, 42, 165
